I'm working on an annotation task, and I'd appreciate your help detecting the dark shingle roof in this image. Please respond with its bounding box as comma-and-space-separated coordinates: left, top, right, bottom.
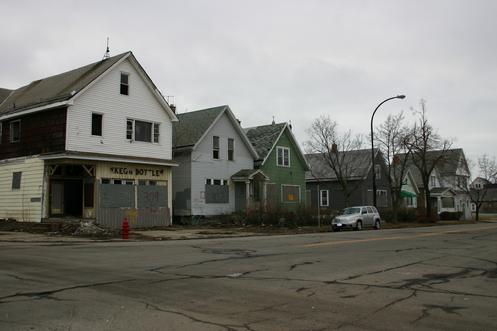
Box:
173, 105, 227, 148
305, 149, 374, 181
243, 123, 286, 160
0, 52, 129, 117
0, 88, 12, 104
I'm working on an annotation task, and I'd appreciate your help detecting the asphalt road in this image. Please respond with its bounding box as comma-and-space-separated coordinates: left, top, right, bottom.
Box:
1, 222, 497, 331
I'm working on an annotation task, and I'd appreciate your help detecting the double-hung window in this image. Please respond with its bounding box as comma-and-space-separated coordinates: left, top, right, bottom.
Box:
213, 136, 220, 159
228, 138, 234, 161
120, 73, 129, 95
320, 190, 329, 207
276, 146, 290, 167
12, 172, 22, 190
126, 119, 159, 143
10, 120, 20, 143
91, 113, 103, 136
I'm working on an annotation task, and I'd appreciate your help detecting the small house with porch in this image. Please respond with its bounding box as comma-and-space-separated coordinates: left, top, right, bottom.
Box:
244, 122, 309, 211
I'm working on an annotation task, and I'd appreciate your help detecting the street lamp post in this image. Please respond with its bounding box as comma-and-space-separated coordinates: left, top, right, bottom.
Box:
371, 95, 406, 208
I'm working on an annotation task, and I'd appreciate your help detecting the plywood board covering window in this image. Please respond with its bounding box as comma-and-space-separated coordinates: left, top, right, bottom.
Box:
282, 185, 300, 203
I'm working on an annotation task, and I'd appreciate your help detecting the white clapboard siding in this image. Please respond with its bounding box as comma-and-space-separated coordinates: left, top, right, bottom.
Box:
0, 157, 44, 222
66, 59, 173, 160
190, 112, 254, 216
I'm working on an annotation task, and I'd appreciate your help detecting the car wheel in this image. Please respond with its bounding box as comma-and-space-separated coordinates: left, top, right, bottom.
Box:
355, 220, 362, 231
374, 220, 381, 230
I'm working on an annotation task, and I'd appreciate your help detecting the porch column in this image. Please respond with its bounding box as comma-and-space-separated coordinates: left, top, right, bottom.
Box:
245, 180, 251, 213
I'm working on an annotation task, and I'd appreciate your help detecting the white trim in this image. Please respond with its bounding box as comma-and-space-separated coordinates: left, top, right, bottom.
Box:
0, 100, 72, 121
276, 146, 290, 167
281, 184, 301, 203
39, 154, 178, 167
320, 189, 329, 207
228, 137, 235, 161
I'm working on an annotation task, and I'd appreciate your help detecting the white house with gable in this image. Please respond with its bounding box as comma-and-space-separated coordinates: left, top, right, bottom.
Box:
0, 51, 178, 228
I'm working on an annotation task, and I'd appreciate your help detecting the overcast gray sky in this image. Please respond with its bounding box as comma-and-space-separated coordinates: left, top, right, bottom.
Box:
1, 0, 496, 164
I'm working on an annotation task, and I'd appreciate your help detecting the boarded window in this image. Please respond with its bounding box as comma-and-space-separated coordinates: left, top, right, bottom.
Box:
10, 120, 20, 143
138, 185, 167, 208
120, 73, 129, 95
213, 136, 220, 159
99, 184, 134, 208
228, 138, 234, 161
92, 113, 103, 136
277, 147, 290, 166
11, 171, 22, 190
0, 122, 2, 144
205, 184, 229, 203
282, 185, 299, 203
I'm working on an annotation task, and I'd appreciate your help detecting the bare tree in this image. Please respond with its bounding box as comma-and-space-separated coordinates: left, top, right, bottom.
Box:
306, 116, 364, 207
464, 154, 497, 221
408, 100, 452, 220
374, 112, 412, 222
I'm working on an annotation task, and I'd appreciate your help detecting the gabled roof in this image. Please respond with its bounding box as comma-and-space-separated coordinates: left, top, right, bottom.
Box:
0, 53, 127, 117
244, 122, 310, 170
0, 51, 177, 121
0, 88, 12, 104
231, 169, 269, 181
397, 148, 468, 188
173, 105, 258, 158
244, 123, 286, 160
305, 149, 378, 181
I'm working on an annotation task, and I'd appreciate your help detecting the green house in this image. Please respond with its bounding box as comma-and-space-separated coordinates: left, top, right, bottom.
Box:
244, 122, 310, 211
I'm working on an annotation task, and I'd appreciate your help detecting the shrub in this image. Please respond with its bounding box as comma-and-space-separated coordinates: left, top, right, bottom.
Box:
439, 211, 462, 221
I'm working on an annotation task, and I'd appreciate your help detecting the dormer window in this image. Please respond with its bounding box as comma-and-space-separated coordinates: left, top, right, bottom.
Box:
120, 73, 129, 95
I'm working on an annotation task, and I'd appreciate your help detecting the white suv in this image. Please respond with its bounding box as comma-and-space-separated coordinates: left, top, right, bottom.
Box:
331, 206, 381, 231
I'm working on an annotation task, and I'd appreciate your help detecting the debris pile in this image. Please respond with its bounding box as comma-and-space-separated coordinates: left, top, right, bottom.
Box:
72, 221, 115, 238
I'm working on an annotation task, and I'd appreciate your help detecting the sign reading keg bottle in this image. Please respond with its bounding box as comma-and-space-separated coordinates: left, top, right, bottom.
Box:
110, 167, 164, 177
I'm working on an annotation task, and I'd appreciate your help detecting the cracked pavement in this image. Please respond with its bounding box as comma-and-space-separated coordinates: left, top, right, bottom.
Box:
1, 222, 497, 330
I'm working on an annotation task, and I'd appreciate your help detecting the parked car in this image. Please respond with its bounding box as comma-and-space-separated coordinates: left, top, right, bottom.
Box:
331, 206, 381, 231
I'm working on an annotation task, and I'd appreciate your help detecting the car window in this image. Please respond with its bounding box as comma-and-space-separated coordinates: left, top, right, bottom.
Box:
361, 207, 367, 214
343, 207, 361, 215
372, 206, 379, 214
367, 207, 374, 214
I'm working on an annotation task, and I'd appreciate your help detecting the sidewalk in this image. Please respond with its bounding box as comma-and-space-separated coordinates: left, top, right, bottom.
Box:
1, 220, 494, 243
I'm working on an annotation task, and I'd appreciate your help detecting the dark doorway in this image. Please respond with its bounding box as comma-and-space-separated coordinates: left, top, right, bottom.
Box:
235, 182, 246, 212
64, 180, 83, 217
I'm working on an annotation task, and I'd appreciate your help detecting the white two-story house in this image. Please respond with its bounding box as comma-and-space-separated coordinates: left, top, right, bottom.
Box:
172, 105, 261, 220
404, 149, 471, 220
0, 51, 178, 227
